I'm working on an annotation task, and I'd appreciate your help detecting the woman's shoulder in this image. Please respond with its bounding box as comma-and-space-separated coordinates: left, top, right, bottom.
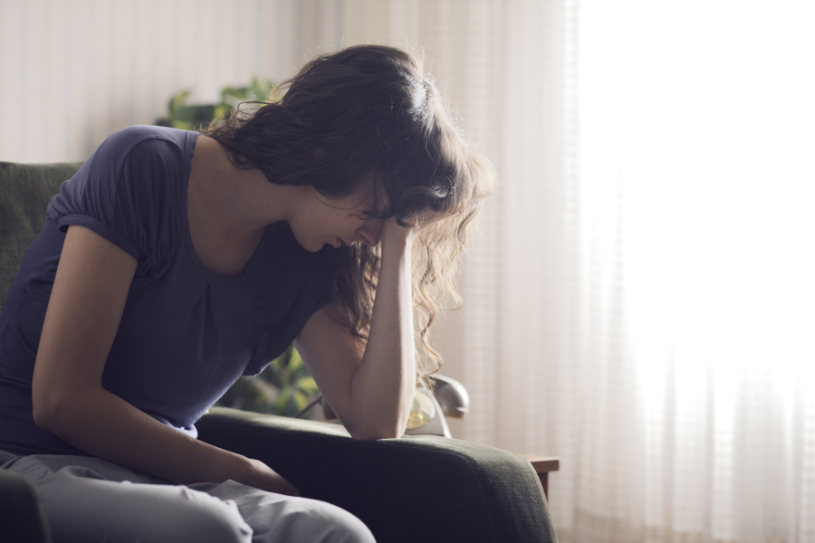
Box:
51, 126, 198, 211
46, 126, 199, 267
92, 125, 199, 166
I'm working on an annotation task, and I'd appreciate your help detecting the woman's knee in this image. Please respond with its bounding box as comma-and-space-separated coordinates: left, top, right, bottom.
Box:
147, 484, 253, 543
282, 499, 376, 543
194, 479, 375, 543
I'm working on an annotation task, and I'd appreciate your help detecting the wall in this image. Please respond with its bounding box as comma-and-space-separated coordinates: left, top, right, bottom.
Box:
0, 0, 443, 162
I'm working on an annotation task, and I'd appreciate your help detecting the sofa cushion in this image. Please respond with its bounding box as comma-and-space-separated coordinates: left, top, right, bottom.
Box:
0, 162, 81, 310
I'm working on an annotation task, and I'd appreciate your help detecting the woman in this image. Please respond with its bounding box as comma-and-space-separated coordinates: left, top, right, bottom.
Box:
0, 45, 490, 541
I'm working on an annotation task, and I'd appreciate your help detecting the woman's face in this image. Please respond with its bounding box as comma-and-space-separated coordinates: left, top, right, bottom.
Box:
291, 183, 385, 252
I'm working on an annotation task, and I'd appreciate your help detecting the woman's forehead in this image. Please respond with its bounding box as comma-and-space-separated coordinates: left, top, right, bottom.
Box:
354, 173, 390, 211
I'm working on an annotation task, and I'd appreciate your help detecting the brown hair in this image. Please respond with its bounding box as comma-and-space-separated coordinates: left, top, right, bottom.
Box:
207, 44, 492, 379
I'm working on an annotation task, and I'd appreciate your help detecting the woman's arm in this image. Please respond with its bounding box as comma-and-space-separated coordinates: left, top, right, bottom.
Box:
295, 218, 418, 440
32, 225, 297, 494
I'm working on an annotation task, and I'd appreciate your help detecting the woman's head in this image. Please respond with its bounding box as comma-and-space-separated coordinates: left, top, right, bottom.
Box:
208, 44, 492, 377
210, 45, 481, 225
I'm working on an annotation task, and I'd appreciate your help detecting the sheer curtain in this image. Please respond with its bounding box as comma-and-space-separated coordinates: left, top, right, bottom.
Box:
563, 1, 815, 541
332, 1, 815, 542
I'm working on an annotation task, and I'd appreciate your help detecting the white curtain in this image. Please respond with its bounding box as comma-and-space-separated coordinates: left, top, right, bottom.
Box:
565, 1, 815, 541
349, 1, 815, 542
3, 1, 814, 541
427, 1, 815, 542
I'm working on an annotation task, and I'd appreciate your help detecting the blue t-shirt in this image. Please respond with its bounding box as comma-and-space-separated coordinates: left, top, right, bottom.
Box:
0, 125, 339, 455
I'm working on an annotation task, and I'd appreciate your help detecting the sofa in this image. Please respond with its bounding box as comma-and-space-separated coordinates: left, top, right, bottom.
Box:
0, 161, 557, 543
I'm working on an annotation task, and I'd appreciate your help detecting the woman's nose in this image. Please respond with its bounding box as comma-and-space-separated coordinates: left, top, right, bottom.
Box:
356, 219, 384, 246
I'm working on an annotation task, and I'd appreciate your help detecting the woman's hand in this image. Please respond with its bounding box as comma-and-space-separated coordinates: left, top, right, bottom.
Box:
380, 217, 414, 251
380, 211, 445, 248
239, 457, 300, 496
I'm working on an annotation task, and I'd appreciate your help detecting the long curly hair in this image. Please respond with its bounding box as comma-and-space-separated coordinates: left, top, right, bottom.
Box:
206, 44, 492, 380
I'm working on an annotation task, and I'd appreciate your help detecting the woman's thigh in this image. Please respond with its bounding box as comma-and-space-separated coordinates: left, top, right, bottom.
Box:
5, 454, 252, 543
5, 454, 375, 543
196, 479, 376, 543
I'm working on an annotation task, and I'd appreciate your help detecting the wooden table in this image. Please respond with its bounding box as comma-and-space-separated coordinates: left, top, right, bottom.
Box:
519, 454, 560, 499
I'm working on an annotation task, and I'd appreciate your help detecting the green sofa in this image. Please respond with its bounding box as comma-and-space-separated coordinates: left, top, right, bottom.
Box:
0, 161, 557, 543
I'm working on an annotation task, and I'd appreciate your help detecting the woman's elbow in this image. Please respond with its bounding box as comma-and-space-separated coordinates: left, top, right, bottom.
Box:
31, 384, 82, 434
346, 419, 405, 441
32, 390, 64, 431
349, 429, 398, 441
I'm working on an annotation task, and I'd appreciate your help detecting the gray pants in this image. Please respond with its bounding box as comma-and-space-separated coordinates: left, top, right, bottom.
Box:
1, 452, 375, 543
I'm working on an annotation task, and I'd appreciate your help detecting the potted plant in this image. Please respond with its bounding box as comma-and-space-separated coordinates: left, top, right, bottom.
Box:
155, 77, 277, 131
216, 345, 321, 417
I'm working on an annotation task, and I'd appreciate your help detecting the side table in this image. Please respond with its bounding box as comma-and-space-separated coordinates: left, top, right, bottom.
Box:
518, 454, 560, 499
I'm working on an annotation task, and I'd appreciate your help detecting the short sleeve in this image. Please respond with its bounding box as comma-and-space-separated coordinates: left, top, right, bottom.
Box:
47, 126, 190, 280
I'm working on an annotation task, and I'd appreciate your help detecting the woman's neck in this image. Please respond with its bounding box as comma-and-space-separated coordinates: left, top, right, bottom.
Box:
186, 135, 299, 275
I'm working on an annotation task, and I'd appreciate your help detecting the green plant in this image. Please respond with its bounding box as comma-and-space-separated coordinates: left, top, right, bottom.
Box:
155, 77, 277, 131
216, 345, 321, 417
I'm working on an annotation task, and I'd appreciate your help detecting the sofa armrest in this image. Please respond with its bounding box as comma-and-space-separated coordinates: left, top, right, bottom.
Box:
0, 467, 52, 543
197, 407, 557, 543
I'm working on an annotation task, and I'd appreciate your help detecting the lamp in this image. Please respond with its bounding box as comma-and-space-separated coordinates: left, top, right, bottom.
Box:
404, 375, 469, 437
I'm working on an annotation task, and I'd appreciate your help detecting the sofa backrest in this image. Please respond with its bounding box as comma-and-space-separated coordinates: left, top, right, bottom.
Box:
0, 162, 82, 311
